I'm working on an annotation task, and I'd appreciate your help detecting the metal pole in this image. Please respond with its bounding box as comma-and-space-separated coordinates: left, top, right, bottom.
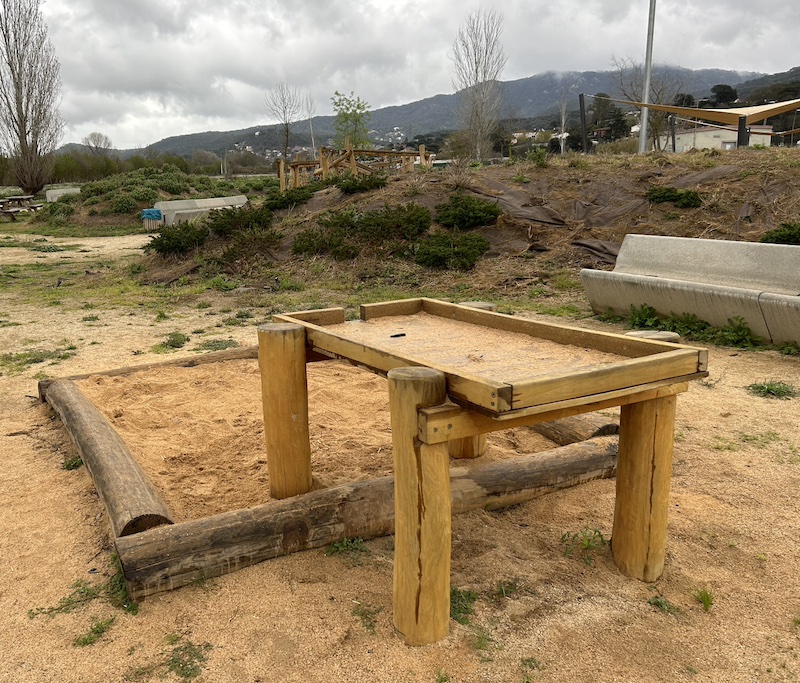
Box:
638, 0, 657, 154
579, 94, 590, 153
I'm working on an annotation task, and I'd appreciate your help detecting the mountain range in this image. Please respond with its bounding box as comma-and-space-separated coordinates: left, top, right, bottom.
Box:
66, 65, 800, 159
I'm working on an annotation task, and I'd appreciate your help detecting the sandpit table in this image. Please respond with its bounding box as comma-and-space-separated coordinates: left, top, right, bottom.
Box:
260, 298, 708, 645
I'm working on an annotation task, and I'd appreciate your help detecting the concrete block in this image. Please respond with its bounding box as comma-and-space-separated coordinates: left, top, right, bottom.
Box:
624, 330, 682, 343
581, 270, 772, 340
759, 293, 800, 346
613, 235, 800, 296
46, 187, 81, 202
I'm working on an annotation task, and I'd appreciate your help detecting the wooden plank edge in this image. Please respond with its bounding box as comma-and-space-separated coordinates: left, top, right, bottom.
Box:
38, 345, 260, 401
115, 437, 618, 601
273, 307, 346, 326
360, 298, 423, 320
419, 298, 707, 360
420, 378, 696, 443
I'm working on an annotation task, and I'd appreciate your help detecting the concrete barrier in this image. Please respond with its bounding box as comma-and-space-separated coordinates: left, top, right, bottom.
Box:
153, 195, 248, 226
580, 235, 800, 344
46, 187, 81, 202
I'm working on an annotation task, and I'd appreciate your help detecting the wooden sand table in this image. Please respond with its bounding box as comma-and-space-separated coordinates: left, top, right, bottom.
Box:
40, 298, 706, 647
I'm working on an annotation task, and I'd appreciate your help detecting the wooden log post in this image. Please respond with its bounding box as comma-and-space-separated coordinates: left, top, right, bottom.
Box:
448, 301, 498, 459
320, 148, 329, 181
388, 367, 451, 646
533, 414, 619, 446
258, 324, 312, 499
116, 437, 619, 601
419, 144, 427, 168
611, 394, 677, 581
45, 380, 173, 537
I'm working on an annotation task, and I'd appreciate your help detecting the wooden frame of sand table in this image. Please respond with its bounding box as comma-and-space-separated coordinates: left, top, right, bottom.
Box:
39, 298, 707, 646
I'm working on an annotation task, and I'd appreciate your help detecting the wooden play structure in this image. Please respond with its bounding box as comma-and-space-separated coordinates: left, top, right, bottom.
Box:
277, 143, 433, 192
40, 298, 707, 646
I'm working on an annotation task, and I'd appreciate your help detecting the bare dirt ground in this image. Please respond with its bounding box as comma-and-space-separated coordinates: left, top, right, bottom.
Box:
1, 156, 799, 682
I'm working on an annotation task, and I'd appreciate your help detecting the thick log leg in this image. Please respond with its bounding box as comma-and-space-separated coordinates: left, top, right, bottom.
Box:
388, 367, 451, 646
258, 323, 312, 499
612, 394, 677, 581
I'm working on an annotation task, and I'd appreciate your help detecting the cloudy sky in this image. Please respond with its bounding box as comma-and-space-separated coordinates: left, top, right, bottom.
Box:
42, 0, 798, 149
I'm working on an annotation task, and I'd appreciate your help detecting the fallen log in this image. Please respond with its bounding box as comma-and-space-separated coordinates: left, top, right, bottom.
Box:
533, 414, 619, 446
45, 380, 174, 537
116, 436, 618, 601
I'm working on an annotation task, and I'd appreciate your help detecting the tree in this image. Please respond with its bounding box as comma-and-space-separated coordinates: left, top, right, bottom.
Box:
264, 81, 301, 162
710, 84, 737, 107
589, 94, 630, 142
673, 93, 696, 108
303, 93, 316, 158
612, 57, 683, 151
0, 0, 63, 194
82, 131, 113, 156
331, 90, 371, 149
450, 9, 506, 161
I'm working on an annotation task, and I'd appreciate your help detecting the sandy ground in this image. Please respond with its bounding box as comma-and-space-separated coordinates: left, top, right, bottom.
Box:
0, 233, 151, 265
1, 237, 799, 682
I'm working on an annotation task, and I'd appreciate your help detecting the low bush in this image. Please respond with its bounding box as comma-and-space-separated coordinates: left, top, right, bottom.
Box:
109, 194, 138, 214
32, 201, 75, 222
760, 222, 800, 245
144, 222, 208, 256
263, 183, 321, 210
206, 205, 273, 238
413, 231, 490, 271
434, 193, 502, 229
130, 185, 159, 204
628, 304, 759, 348
333, 172, 388, 194
646, 187, 702, 208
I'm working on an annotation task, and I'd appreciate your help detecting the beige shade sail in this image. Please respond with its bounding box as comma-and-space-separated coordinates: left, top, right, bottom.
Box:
604, 97, 800, 126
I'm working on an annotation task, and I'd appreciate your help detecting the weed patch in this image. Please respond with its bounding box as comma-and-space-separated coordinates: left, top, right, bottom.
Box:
193, 338, 239, 352
628, 304, 758, 348
152, 332, 189, 353
646, 186, 703, 208
450, 586, 478, 624
74, 616, 115, 647
648, 595, 681, 615
127, 635, 212, 681
0, 345, 76, 375
325, 537, 369, 565
560, 527, 607, 565
693, 589, 714, 611
352, 602, 383, 634
746, 381, 797, 400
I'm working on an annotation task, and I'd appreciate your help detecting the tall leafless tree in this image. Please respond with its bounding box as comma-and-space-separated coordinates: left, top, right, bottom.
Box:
264, 81, 301, 162
612, 56, 683, 151
303, 93, 316, 158
450, 9, 507, 161
0, 0, 63, 194
82, 131, 113, 156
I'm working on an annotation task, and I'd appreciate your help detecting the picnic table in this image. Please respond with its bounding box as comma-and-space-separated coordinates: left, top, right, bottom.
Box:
0, 195, 42, 220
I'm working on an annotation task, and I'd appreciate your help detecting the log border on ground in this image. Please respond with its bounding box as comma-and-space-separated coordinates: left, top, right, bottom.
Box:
116, 437, 618, 602
45, 380, 174, 537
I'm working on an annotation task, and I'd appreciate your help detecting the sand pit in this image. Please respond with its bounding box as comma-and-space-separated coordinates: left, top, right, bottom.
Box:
76, 359, 558, 523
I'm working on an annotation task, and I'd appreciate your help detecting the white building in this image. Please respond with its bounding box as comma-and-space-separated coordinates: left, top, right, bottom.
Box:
659, 124, 773, 152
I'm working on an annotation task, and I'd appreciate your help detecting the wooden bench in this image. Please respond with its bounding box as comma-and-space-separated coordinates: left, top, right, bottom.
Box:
580, 235, 800, 345
0, 207, 21, 221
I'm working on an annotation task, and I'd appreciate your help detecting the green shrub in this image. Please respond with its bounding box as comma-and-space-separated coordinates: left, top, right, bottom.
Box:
434, 193, 502, 229
130, 185, 159, 204
109, 194, 138, 214
333, 172, 388, 194
33, 201, 75, 222
221, 227, 284, 263
292, 226, 360, 260
144, 222, 208, 256
80, 180, 115, 198
263, 183, 320, 210
526, 147, 548, 168
414, 231, 490, 270
359, 203, 431, 241
760, 222, 800, 245
628, 304, 759, 348
206, 205, 273, 238
646, 186, 702, 208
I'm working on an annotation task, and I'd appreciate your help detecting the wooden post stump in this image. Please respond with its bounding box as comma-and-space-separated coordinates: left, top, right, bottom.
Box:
611, 394, 676, 581
388, 367, 451, 646
258, 323, 312, 499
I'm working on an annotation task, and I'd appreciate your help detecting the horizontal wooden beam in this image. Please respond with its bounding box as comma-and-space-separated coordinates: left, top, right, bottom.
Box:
419, 381, 689, 444
116, 437, 618, 601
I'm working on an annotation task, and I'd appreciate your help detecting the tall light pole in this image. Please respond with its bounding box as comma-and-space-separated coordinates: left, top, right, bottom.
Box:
638, 0, 657, 154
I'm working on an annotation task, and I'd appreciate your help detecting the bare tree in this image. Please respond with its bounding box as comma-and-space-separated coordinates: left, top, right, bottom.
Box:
558, 98, 569, 155
0, 0, 63, 194
303, 93, 316, 158
264, 81, 301, 162
450, 9, 507, 161
82, 131, 113, 156
612, 57, 683, 151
